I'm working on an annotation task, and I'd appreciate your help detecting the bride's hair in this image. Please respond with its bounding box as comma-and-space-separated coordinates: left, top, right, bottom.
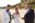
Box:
15, 8, 19, 14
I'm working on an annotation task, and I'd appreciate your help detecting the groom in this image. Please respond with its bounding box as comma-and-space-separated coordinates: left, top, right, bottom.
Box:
22, 2, 34, 23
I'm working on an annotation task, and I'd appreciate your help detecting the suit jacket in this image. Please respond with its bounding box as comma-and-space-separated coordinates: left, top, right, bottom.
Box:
24, 8, 34, 23
3, 9, 10, 23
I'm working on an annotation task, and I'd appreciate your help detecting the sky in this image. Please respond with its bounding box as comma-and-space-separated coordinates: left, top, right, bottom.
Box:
0, 0, 21, 7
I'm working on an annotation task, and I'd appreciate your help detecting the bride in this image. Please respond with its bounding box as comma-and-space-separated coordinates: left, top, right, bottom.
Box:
11, 8, 20, 23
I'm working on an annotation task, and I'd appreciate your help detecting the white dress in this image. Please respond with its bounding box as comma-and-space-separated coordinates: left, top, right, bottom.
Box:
13, 13, 20, 23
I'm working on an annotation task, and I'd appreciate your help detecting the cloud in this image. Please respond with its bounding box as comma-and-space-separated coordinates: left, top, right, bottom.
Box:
0, 0, 21, 7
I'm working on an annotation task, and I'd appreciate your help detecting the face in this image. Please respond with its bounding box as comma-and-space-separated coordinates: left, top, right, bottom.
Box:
24, 4, 30, 9
15, 8, 18, 13
16, 5, 19, 8
21, 3, 24, 8
6, 6, 10, 10
16, 5, 19, 13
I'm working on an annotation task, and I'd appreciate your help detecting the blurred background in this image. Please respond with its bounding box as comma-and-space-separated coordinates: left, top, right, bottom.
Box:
0, 0, 35, 9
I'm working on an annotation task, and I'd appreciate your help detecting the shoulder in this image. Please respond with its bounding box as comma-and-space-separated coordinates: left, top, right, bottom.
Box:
30, 9, 34, 13
30, 8, 34, 11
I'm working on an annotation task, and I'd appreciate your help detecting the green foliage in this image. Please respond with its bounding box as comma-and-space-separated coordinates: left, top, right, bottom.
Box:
32, 4, 35, 8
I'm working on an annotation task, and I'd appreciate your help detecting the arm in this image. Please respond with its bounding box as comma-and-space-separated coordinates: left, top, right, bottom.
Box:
11, 14, 14, 19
